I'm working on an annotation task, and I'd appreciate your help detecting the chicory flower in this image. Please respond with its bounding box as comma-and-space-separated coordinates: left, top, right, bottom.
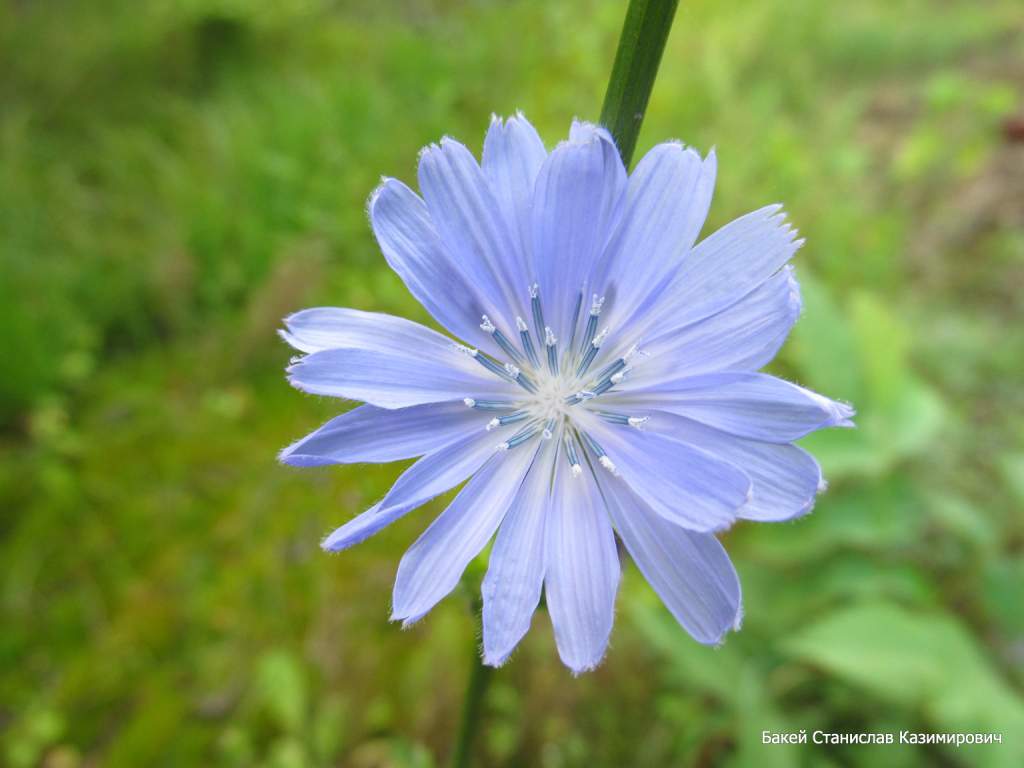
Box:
281, 114, 853, 673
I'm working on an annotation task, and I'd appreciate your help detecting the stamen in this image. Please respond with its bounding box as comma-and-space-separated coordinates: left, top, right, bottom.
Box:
465, 398, 517, 411
505, 363, 538, 394
589, 377, 615, 397
499, 422, 542, 451
486, 410, 530, 431
575, 327, 609, 377
579, 430, 615, 474
544, 326, 558, 375
516, 316, 540, 368
590, 358, 627, 387
472, 350, 516, 381
566, 291, 583, 354
482, 314, 524, 364
577, 294, 605, 359
542, 417, 557, 440
595, 411, 649, 429
530, 284, 546, 345
610, 365, 632, 385
564, 433, 582, 477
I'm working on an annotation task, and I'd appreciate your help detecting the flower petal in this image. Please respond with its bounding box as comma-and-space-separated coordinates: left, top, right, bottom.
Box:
320, 427, 502, 552
482, 112, 547, 288
577, 411, 751, 533
644, 412, 825, 522
669, 204, 802, 323
594, 469, 742, 644
418, 138, 526, 330
605, 372, 854, 443
281, 401, 484, 466
368, 179, 503, 356
481, 438, 557, 666
286, 315, 517, 408
544, 461, 620, 674
531, 125, 626, 339
615, 266, 802, 387
391, 443, 539, 623
594, 142, 716, 330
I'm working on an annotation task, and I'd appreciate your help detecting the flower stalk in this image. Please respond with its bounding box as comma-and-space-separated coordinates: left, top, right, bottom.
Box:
450, 596, 494, 768
599, 0, 681, 167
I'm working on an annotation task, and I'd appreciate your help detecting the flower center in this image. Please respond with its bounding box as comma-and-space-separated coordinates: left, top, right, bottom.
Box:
458, 286, 648, 475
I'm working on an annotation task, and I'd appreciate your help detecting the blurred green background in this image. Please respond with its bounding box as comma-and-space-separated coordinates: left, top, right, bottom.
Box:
2, 0, 1022, 766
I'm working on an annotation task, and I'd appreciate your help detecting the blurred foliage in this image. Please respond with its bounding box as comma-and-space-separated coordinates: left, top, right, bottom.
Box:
1, 0, 1022, 766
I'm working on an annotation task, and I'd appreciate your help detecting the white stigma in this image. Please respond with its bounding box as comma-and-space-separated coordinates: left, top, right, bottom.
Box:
455, 344, 478, 357
628, 416, 649, 429
599, 455, 617, 473
590, 294, 605, 316
486, 418, 500, 431
571, 463, 582, 477
515, 316, 529, 332
528, 283, 539, 299
592, 328, 609, 348
544, 327, 557, 346
480, 315, 496, 333
463, 397, 476, 408
504, 363, 520, 377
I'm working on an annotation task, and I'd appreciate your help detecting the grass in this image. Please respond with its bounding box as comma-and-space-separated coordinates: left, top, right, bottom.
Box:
1, 0, 1022, 766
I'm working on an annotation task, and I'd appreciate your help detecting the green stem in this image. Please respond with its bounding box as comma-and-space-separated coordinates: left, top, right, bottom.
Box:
599, 0, 681, 167
450, 597, 493, 768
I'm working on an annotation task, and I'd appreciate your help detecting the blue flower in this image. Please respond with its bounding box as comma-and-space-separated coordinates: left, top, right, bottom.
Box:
281, 114, 854, 673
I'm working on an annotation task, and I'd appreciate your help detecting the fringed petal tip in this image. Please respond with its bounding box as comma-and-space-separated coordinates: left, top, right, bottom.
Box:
567, 118, 617, 148
564, 655, 607, 677
320, 528, 349, 553
706, 605, 744, 649
389, 609, 428, 630
481, 650, 512, 669
830, 400, 857, 428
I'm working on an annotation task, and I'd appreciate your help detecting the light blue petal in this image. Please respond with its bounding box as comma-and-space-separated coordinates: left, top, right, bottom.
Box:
594, 142, 716, 331
628, 204, 802, 341
286, 314, 517, 408
610, 266, 801, 386
576, 411, 751, 533
568, 119, 616, 145
594, 469, 742, 644
482, 112, 547, 290
418, 138, 526, 329
544, 461, 620, 674
669, 204, 802, 324
391, 443, 539, 623
605, 372, 854, 443
321, 427, 501, 551
643, 412, 824, 522
481, 438, 557, 667
280, 401, 484, 466
368, 179, 503, 357
531, 126, 626, 339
